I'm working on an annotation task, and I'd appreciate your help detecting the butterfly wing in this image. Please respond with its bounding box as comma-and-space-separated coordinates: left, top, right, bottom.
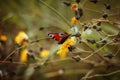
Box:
48, 33, 61, 42
58, 32, 70, 44
53, 33, 61, 42
48, 32, 70, 44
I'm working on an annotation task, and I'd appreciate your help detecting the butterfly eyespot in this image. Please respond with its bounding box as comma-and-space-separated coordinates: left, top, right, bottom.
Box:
48, 32, 70, 44
48, 33, 54, 39
59, 32, 65, 37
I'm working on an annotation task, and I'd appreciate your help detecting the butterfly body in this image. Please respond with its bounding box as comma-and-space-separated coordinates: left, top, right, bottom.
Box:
48, 32, 70, 44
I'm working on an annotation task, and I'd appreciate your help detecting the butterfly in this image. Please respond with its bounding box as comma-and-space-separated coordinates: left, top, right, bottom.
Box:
48, 32, 70, 44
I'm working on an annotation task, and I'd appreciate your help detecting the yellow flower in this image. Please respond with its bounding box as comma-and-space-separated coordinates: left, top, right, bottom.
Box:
71, 3, 78, 10
40, 50, 49, 58
0, 35, 7, 41
15, 31, 28, 45
57, 37, 76, 59
20, 49, 28, 63
71, 17, 78, 24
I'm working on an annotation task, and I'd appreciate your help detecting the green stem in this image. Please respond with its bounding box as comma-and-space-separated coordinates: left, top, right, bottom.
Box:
39, 0, 71, 27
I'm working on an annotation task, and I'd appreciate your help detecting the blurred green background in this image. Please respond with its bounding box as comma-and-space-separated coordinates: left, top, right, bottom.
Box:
0, 0, 120, 80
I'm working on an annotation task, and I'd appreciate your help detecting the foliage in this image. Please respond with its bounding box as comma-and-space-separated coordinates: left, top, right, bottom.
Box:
0, 0, 120, 80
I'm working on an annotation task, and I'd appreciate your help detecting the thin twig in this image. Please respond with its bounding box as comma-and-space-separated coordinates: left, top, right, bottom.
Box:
0, 46, 24, 65
81, 70, 120, 79
81, 69, 94, 80
96, 36, 109, 43
96, 34, 116, 43
30, 37, 49, 43
81, 42, 108, 62
114, 47, 120, 56
91, 18, 120, 28
76, 47, 92, 53
81, 41, 113, 61
39, 0, 71, 27
0, 37, 48, 65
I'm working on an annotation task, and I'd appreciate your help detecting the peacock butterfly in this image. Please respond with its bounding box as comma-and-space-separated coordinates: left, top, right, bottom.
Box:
48, 32, 70, 44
